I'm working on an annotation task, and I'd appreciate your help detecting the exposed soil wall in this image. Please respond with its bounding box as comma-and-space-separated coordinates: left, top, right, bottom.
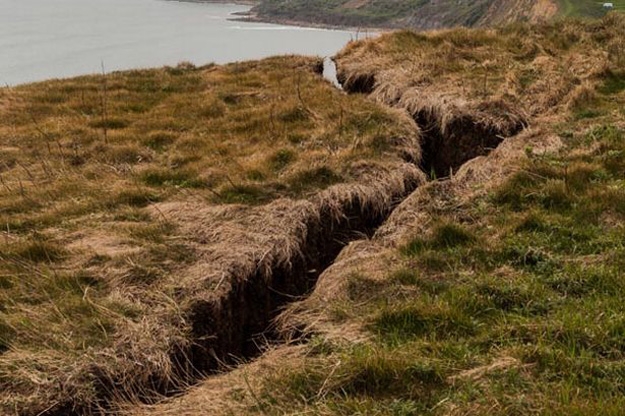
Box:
186, 195, 402, 373
336, 68, 528, 178
74, 165, 425, 415
174, 83, 524, 397
117, 65, 522, 410
414, 107, 526, 177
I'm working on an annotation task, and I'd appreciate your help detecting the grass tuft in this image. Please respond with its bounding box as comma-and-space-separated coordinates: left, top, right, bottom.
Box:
403, 222, 476, 256
5, 240, 66, 263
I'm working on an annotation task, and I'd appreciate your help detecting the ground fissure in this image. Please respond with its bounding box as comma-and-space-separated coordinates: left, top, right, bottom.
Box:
132, 16, 625, 415
336, 67, 528, 178
129, 63, 523, 410
12, 15, 625, 412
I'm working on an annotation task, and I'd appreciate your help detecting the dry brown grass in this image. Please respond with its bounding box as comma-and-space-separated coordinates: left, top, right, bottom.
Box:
124, 345, 307, 416
336, 14, 624, 128
274, 126, 564, 348
333, 15, 624, 177
279, 15, 625, 347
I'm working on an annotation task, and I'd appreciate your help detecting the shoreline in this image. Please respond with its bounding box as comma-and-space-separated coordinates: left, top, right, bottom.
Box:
4, 1, 379, 87
170, 0, 259, 6
230, 12, 389, 33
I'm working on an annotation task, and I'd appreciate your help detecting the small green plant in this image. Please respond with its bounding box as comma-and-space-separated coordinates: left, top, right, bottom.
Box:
287, 166, 342, 195
110, 188, 160, 208
269, 149, 296, 172
219, 184, 275, 205
598, 71, 625, 95
246, 169, 266, 181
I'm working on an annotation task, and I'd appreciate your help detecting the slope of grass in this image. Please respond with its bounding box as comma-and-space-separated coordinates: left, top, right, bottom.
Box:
4, 15, 625, 416
253, 0, 625, 29
253, 0, 558, 29
255, 0, 429, 27
0, 56, 418, 414
184, 18, 625, 416
238, 73, 625, 416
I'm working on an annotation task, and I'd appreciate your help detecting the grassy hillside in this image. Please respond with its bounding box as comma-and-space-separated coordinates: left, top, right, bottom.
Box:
2, 12, 625, 416
131, 15, 625, 416
254, 0, 432, 27
0, 57, 422, 414
251, 0, 622, 29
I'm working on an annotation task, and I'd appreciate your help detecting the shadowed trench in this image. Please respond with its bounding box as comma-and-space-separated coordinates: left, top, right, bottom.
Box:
79, 171, 424, 415
336, 69, 527, 178
137, 64, 526, 401
187, 195, 410, 372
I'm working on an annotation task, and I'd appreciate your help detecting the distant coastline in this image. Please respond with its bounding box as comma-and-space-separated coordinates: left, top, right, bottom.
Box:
172, 0, 384, 32
2, 0, 357, 86
230, 11, 386, 33
171, 0, 259, 5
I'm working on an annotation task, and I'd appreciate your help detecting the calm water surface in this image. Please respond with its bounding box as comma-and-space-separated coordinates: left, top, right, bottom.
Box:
0, 0, 359, 85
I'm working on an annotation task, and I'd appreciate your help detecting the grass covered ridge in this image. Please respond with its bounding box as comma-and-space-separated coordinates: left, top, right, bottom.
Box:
250, 122, 625, 414
336, 14, 625, 114
334, 14, 625, 176
0, 56, 419, 414
252, 0, 624, 30
252, 0, 624, 29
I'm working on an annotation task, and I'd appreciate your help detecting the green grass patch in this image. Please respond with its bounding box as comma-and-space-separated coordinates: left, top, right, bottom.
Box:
256, 120, 625, 413
402, 222, 476, 256
4, 240, 66, 263
110, 188, 161, 208
269, 148, 296, 172
219, 184, 276, 205
287, 166, 342, 195
598, 71, 625, 95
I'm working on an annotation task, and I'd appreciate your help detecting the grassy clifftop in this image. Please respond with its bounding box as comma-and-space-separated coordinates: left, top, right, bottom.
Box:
2, 13, 625, 416
252, 0, 623, 29
0, 57, 421, 414
134, 15, 625, 416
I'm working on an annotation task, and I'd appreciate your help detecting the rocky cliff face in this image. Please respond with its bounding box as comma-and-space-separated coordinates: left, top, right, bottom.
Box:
253, 0, 559, 29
